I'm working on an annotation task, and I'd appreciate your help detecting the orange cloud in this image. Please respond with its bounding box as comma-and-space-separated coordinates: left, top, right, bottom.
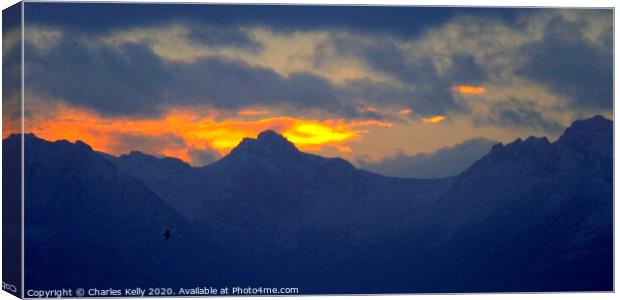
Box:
399, 108, 412, 115
422, 115, 446, 124
21, 103, 389, 165
453, 85, 486, 94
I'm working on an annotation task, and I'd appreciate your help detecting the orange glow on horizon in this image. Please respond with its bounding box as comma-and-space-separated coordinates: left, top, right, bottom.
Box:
453, 85, 486, 94
422, 115, 446, 124
19, 104, 390, 165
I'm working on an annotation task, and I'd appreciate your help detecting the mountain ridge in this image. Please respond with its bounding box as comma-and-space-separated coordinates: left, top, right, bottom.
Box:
5, 114, 613, 293
9, 114, 613, 176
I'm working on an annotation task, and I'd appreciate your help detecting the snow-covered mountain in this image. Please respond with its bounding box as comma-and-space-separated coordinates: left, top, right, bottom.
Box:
10, 115, 613, 293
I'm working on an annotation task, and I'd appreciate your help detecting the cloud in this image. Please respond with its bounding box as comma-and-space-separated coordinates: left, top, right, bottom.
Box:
237, 109, 270, 116
444, 54, 487, 85
328, 35, 465, 116
422, 115, 446, 124
399, 10, 612, 133
21, 7, 613, 139
186, 24, 263, 52
453, 85, 486, 95
25, 32, 346, 117
357, 137, 497, 178
25, 3, 490, 38
24, 25, 465, 122
516, 14, 613, 110
399, 108, 413, 115
25, 35, 171, 117
479, 99, 564, 133
2, 7, 22, 138
338, 78, 422, 117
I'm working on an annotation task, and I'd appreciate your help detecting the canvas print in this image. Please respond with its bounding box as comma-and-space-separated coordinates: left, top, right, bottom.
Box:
2, 2, 614, 297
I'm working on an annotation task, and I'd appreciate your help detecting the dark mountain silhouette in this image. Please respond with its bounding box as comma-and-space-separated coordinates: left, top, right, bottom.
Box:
100, 150, 192, 186
106, 129, 455, 289
10, 115, 613, 293
7, 134, 227, 290
2, 133, 21, 296
355, 115, 613, 292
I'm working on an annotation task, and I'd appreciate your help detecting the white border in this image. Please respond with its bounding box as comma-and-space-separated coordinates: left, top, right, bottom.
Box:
0, 1, 616, 300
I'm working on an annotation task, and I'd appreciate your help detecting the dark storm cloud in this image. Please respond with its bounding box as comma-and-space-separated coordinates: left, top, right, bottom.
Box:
479, 99, 563, 133
25, 36, 170, 116
23, 31, 365, 118
357, 138, 496, 178
369, 49, 485, 89
445, 54, 487, 85
23, 22, 489, 121
517, 15, 613, 110
22, 5, 613, 128
168, 58, 345, 113
329, 36, 474, 115
341, 78, 438, 116
25, 23, 469, 119
24, 3, 523, 38
362, 40, 436, 83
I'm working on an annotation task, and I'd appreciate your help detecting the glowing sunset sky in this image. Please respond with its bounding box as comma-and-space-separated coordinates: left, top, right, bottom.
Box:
3, 4, 613, 170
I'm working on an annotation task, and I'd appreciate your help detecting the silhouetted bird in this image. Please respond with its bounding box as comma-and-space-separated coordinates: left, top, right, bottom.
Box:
164, 229, 171, 240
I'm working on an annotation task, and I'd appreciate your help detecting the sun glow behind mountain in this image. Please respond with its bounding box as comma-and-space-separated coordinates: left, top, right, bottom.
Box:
16, 103, 392, 164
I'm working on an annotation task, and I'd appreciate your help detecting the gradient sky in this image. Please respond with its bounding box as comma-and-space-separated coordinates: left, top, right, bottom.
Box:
3, 3, 613, 173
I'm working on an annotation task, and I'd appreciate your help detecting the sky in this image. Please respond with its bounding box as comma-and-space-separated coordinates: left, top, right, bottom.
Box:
3, 3, 613, 176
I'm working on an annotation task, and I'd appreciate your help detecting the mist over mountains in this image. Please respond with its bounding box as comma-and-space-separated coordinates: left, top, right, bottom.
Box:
9, 115, 612, 293
357, 137, 497, 178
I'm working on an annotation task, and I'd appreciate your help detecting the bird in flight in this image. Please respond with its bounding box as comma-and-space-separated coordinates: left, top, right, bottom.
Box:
164, 229, 171, 240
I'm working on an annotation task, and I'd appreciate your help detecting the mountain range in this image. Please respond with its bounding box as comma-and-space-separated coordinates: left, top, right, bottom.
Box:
7, 115, 612, 293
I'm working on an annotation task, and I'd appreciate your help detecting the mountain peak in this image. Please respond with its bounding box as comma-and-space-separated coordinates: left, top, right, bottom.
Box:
257, 129, 285, 142
117, 150, 192, 169
230, 130, 299, 157
476, 115, 611, 177
562, 115, 611, 136
557, 115, 612, 158
121, 150, 150, 159
558, 115, 612, 145
486, 135, 551, 162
